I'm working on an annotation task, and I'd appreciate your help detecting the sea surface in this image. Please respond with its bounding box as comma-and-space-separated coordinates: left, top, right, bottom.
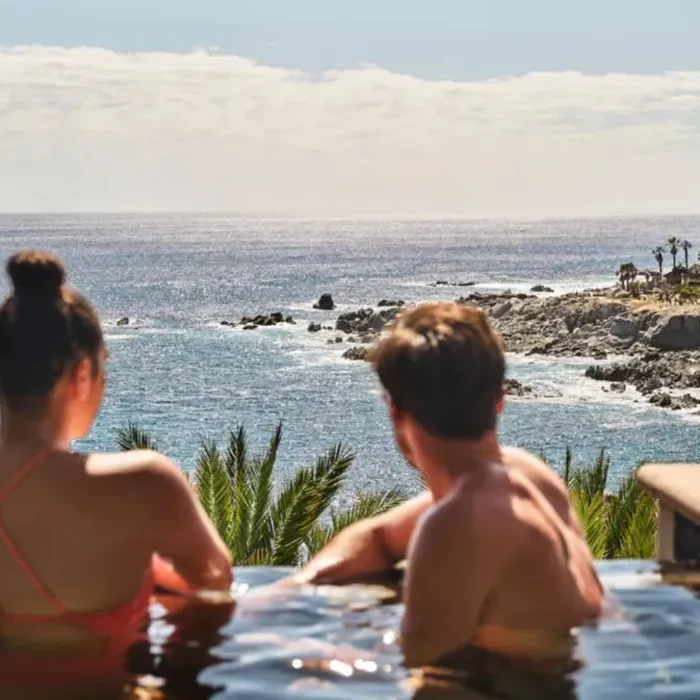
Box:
1, 214, 700, 496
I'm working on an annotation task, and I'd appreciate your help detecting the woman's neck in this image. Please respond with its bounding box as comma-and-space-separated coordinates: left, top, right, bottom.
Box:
0, 409, 70, 453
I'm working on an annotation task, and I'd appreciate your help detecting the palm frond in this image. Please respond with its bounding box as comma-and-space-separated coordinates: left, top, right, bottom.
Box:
268, 443, 356, 565
239, 548, 276, 566
330, 488, 407, 533
305, 523, 334, 557
570, 449, 609, 502
310, 445, 356, 522
270, 479, 320, 565
570, 488, 608, 559
618, 495, 657, 559
270, 443, 355, 531
115, 422, 157, 451
562, 447, 573, 488
246, 423, 283, 552
193, 439, 234, 546
304, 488, 407, 558
605, 473, 645, 557
246, 456, 276, 554
225, 425, 247, 483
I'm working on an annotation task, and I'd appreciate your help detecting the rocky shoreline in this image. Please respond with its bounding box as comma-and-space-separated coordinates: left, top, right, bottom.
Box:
322, 288, 700, 412
214, 287, 700, 413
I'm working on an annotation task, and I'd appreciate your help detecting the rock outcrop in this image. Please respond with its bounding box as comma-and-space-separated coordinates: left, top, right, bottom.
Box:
646, 315, 700, 350
585, 350, 700, 409
313, 294, 335, 310
343, 346, 371, 361
222, 312, 295, 329
431, 280, 477, 288
336, 307, 402, 335
504, 378, 533, 397
328, 288, 700, 412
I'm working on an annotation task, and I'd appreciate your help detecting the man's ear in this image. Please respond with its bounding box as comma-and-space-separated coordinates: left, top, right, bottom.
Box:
389, 399, 404, 425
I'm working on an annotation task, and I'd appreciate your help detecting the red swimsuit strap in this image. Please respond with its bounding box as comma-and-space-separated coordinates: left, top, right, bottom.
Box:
0, 450, 154, 640
0, 449, 51, 502
0, 449, 67, 615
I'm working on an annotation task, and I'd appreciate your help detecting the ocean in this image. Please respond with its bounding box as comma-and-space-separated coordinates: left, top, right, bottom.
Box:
1, 213, 699, 498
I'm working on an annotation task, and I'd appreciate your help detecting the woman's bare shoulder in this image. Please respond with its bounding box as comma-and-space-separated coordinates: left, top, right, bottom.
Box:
83, 450, 183, 484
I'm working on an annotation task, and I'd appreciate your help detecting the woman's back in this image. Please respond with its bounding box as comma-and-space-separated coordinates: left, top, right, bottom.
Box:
0, 250, 232, 686
0, 449, 155, 650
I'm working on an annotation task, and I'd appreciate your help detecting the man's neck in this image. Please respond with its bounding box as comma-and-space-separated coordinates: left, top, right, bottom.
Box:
419, 432, 501, 501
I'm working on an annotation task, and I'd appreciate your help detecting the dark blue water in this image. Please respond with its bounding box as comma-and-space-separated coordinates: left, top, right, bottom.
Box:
1, 214, 699, 494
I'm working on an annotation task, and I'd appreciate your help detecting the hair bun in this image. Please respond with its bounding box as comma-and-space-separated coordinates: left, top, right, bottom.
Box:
7, 250, 66, 300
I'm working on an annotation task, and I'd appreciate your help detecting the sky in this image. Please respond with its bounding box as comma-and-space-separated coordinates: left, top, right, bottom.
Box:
1, 0, 699, 216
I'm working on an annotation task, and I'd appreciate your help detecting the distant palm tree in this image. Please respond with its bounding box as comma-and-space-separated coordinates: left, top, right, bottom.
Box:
617, 262, 636, 290
617, 264, 629, 290
668, 237, 681, 269
681, 240, 693, 269
116, 422, 406, 565
652, 246, 665, 277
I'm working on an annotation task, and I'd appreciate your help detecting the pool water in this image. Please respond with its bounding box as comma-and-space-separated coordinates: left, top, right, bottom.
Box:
123, 561, 700, 699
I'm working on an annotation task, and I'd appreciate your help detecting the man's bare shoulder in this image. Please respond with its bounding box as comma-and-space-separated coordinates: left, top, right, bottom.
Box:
426, 473, 520, 544
501, 446, 561, 483
501, 446, 570, 508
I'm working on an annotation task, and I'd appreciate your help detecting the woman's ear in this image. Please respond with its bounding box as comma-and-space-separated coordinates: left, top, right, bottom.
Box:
496, 394, 505, 416
69, 356, 94, 404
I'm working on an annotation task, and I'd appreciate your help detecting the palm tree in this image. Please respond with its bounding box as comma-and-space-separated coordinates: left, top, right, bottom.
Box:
668, 237, 681, 269
652, 246, 665, 277
681, 240, 693, 269
116, 422, 406, 565
617, 263, 630, 290
555, 448, 656, 559
617, 262, 639, 290
629, 263, 638, 285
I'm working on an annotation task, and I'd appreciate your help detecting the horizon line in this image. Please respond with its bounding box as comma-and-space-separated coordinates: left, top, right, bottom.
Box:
2, 211, 700, 222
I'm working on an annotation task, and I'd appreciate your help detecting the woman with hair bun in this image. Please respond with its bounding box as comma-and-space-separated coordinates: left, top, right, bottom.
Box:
0, 250, 232, 686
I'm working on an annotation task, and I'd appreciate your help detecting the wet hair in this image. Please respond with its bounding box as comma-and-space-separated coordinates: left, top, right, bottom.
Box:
0, 250, 103, 411
370, 302, 505, 440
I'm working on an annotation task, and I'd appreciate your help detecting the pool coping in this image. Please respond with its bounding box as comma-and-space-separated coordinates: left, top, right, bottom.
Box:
637, 463, 700, 562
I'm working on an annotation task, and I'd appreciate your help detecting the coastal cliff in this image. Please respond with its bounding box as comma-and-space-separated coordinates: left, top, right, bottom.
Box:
335, 289, 700, 412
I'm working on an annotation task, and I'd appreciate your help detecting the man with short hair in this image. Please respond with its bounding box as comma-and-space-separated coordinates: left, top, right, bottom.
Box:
298, 302, 602, 667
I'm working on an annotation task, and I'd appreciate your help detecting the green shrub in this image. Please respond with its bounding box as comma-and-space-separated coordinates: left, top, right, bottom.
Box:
552, 448, 656, 559
116, 422, 406, 565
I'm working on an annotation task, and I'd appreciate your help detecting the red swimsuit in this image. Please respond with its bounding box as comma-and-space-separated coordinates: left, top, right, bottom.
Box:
0, 451, 154, 685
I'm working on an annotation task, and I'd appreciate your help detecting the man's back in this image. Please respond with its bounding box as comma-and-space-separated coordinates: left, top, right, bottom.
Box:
299, 302, 603, 667
401, 450, 602, 665
501, 446, 585, 535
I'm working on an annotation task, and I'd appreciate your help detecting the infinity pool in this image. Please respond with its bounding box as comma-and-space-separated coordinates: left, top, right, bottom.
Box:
119, 561, 700, 699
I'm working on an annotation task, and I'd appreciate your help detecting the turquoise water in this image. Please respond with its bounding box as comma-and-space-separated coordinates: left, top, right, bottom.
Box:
131, 561, 700, 699
2, 214, 700, 492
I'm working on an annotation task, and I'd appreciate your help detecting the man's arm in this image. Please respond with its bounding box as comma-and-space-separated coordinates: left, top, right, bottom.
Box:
296, 492, 433, 584
401, 500, 512, 667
